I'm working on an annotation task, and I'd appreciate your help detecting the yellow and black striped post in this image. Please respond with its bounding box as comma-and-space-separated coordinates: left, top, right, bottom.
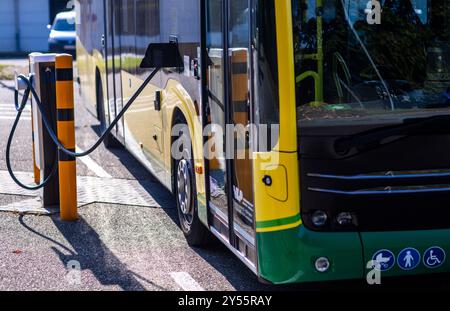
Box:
55, 54, 77, 221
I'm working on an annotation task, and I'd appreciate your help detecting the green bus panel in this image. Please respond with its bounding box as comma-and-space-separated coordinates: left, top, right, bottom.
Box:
257, 226, 450, 284
256, 226, 363, 284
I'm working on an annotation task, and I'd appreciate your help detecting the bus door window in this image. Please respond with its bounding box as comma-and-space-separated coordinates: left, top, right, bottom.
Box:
117, 0, 136, 141
205, 0, 230, 233
105, 0, 124, 141
228, 0, 256, 248
252, 0, 279, 149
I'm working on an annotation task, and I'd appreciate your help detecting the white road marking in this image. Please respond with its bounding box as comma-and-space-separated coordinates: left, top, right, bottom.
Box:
170, 272, 205, 291
75, 146, 112, 178
0, 99, 31, 122
1, 112, 24, 116
0, 116, 31, 121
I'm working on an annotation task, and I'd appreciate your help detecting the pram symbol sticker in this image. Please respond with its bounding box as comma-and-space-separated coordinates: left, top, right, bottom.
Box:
372, 249, 395, 271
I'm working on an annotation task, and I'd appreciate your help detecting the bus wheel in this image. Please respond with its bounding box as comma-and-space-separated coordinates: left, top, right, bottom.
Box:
174, 124, 209, 247
96, 73, 122, 149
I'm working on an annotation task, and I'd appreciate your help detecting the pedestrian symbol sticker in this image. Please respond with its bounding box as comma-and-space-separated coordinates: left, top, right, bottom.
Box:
423, 247, 446, 269
397, 248, 420, 270
372, 250, 395, 271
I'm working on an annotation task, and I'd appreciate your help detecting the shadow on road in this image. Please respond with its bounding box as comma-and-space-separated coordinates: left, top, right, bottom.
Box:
19, 214, 166, 291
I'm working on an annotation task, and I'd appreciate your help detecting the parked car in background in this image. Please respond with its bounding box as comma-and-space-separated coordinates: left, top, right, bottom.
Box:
47, 11, 76, 55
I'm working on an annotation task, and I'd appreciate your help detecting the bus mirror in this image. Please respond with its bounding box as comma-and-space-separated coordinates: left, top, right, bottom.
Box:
140, 43, 184, 70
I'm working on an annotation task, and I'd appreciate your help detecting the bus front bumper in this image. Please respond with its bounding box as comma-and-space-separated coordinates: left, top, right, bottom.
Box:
256, 226, 450, 284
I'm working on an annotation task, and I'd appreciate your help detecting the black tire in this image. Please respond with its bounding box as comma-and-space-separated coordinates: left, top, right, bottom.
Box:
173, 120, 210, 247
96, 73, 122, 149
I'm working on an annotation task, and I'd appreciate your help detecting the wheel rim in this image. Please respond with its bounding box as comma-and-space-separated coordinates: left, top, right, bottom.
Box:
177, 159, 194, 226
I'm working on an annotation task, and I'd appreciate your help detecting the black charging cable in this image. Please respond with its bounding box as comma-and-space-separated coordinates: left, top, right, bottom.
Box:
16, 68, 159, 158
6, 76, 58, 190
7, 68, 160, 190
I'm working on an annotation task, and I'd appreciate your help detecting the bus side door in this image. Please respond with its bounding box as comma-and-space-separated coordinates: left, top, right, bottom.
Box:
203, 0, 256, 265
105, 0, 125, 143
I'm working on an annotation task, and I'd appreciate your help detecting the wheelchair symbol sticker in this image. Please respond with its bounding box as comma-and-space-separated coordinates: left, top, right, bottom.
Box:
372, 249, 395, 271
423, 247, 446, 269
397, 248, 420, 270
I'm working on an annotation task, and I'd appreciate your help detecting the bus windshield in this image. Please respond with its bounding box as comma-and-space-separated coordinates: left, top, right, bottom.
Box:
293, 0, 450, 124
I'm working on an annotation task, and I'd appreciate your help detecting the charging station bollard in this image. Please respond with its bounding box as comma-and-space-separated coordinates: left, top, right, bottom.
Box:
29, 53, 60, 208
15, 53, 76, 220
55, 55, 78, 221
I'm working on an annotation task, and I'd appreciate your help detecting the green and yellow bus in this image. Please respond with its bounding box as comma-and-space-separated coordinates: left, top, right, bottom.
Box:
76, 0, 450, 284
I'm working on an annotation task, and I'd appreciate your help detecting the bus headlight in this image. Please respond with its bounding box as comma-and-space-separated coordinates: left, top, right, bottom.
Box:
315, 257, 331, 273
336, 212, 353, 226
311, 210, 328, 227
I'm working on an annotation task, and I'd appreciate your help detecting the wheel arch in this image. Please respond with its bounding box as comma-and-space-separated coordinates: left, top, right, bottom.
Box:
170, 108, 189, 193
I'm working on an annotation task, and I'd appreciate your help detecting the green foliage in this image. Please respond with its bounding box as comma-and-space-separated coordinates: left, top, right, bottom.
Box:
0, 65, 14, 80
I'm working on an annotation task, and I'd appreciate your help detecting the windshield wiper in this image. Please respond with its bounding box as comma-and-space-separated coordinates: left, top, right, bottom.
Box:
335, 114, 450, 154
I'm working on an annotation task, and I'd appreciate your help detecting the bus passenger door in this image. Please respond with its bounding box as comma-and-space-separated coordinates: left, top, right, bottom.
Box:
105, 0, 124, 143
228, 0, 255, 263
204, 0, 229, 240
203, 0, 256, 265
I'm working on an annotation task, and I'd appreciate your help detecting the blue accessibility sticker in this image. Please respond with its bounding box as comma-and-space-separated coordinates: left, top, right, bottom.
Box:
372, 249, 395, 271
423, 247, 446, 269
397, 248, 421, 270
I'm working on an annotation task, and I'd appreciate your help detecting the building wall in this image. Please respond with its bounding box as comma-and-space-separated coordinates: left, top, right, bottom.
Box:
0, 0, 50, 53
18, 0, 50, 52
0, 0, 17, 52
